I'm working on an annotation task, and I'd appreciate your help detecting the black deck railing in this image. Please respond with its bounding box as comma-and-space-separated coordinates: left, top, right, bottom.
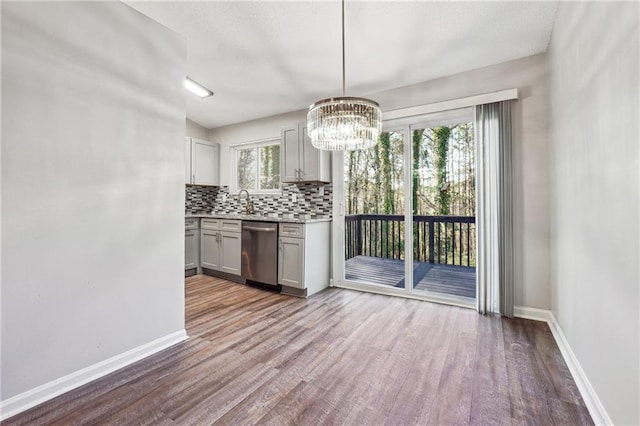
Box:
345, 214, 476, 267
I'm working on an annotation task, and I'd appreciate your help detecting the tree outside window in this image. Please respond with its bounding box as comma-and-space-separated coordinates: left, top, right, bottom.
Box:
234, 141, 280, 192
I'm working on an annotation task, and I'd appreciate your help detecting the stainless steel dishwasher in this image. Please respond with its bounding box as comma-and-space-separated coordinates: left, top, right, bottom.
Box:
241, 221, 278, 287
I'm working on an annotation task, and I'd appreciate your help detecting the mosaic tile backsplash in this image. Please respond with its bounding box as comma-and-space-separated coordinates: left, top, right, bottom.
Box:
186, 183, 332, 217
186, 185, 219, 213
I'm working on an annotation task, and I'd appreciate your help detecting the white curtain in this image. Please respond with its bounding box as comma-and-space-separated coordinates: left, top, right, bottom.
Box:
475, 101, 514, 317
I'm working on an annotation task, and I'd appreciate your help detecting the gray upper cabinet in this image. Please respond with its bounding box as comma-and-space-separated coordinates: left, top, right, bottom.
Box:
185, 137, 220, 186
281, 123, 331, 183
281, 125, 300, 182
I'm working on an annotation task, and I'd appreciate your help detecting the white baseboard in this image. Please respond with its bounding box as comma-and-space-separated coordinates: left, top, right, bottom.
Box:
0, 329, 188, 421
513, 305, 553, 322
514, 306, 612, 425
546, 315, 613, 425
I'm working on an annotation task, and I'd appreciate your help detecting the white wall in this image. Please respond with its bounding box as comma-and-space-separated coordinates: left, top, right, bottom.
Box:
186, 118, 210, 140
1, 2, 186, 401
548, 2, 639, 424
212, 54, 551, 310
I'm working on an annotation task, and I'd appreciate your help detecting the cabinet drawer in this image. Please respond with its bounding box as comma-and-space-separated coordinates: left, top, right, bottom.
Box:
185, 218, 199, 230
220, 220, 241, 233
279, 223, 304, 238
200, 218, 220, 230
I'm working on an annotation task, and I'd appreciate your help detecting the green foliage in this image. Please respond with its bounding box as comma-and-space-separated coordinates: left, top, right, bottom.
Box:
412, 129, 422, 215
379, 132, 394, 214
344, 124, 474, 217
260, 144, 280, 189
433, 126, 451, 215
372, 141, 381, 214
237, 148, 256, 190
238, 144, 280, 191
344, 122, 476, 266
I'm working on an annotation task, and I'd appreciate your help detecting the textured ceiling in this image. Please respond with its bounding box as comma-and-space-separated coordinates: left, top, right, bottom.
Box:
126, 1, 558, 129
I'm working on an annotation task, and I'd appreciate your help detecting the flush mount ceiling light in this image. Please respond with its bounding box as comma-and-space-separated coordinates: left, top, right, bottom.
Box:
184, 77, 213, 99
307, 0, 381, 151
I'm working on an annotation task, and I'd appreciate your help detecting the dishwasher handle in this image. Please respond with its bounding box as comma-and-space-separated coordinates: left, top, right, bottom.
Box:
243, 226, 277, 232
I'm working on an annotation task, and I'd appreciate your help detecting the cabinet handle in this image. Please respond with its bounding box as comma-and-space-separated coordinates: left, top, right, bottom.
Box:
192, 174, 195, 183
243, 226, 276, 232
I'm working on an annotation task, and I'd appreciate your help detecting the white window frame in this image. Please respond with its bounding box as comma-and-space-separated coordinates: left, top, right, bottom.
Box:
231, 138, 281, 194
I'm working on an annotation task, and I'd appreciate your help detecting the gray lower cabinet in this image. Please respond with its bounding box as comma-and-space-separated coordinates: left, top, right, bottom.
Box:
278, 222, 330, 297
185, 218, 200, 275
219, 231, 241, 275
278, 236, 304, 288
200, 219, 241, 276
185, 230, 200, 270
200, 228, 221, 270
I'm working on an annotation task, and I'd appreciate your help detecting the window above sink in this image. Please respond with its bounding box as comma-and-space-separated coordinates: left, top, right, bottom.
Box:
232, 139, 280, 194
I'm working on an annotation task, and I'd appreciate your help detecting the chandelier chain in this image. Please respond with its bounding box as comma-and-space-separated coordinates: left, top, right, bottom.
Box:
342, 0, 346, 97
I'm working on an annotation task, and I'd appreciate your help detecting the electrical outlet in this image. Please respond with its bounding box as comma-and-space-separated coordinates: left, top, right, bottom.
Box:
291, 193, 297, 203
318, 186, 325, 196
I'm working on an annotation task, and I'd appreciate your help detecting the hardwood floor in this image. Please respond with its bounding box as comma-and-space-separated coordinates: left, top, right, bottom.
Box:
4, 275, 592, 425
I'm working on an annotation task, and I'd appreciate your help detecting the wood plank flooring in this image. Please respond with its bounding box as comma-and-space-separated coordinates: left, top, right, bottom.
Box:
3, 275, 592, 425
413, 264, 476, 299
345, 255, 476, 299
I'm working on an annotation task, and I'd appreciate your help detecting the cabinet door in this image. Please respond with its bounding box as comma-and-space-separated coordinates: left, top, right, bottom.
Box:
185, 137, 192, 184
219, 231, 241, 275
301, 124, 331, 183
281, 125, 300, 183
192, 139, 220, 186
300, 124, 319, 181
200, 229, 221, 270
185, 229, 199, 270
278, 236, 305, 288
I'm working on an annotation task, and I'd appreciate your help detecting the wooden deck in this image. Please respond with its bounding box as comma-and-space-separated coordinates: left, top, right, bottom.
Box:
345, 255, 476, 299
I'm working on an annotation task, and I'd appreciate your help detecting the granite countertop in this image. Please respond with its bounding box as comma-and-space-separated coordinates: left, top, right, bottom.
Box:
186, 212, 332, 224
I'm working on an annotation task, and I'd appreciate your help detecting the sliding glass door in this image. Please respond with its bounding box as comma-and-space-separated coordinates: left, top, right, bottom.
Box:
343, 129, 408, 290
409, 120, 476, 300
335, 108, 476, 305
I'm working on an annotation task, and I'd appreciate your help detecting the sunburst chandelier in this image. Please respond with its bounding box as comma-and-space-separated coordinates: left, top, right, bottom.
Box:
307, 0, 382, 151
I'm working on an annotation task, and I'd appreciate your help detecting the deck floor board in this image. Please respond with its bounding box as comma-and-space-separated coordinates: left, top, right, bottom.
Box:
345, 255, 476, 299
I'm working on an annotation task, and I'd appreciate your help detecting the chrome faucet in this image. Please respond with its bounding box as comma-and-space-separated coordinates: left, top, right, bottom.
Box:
238, 189, 255, 215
